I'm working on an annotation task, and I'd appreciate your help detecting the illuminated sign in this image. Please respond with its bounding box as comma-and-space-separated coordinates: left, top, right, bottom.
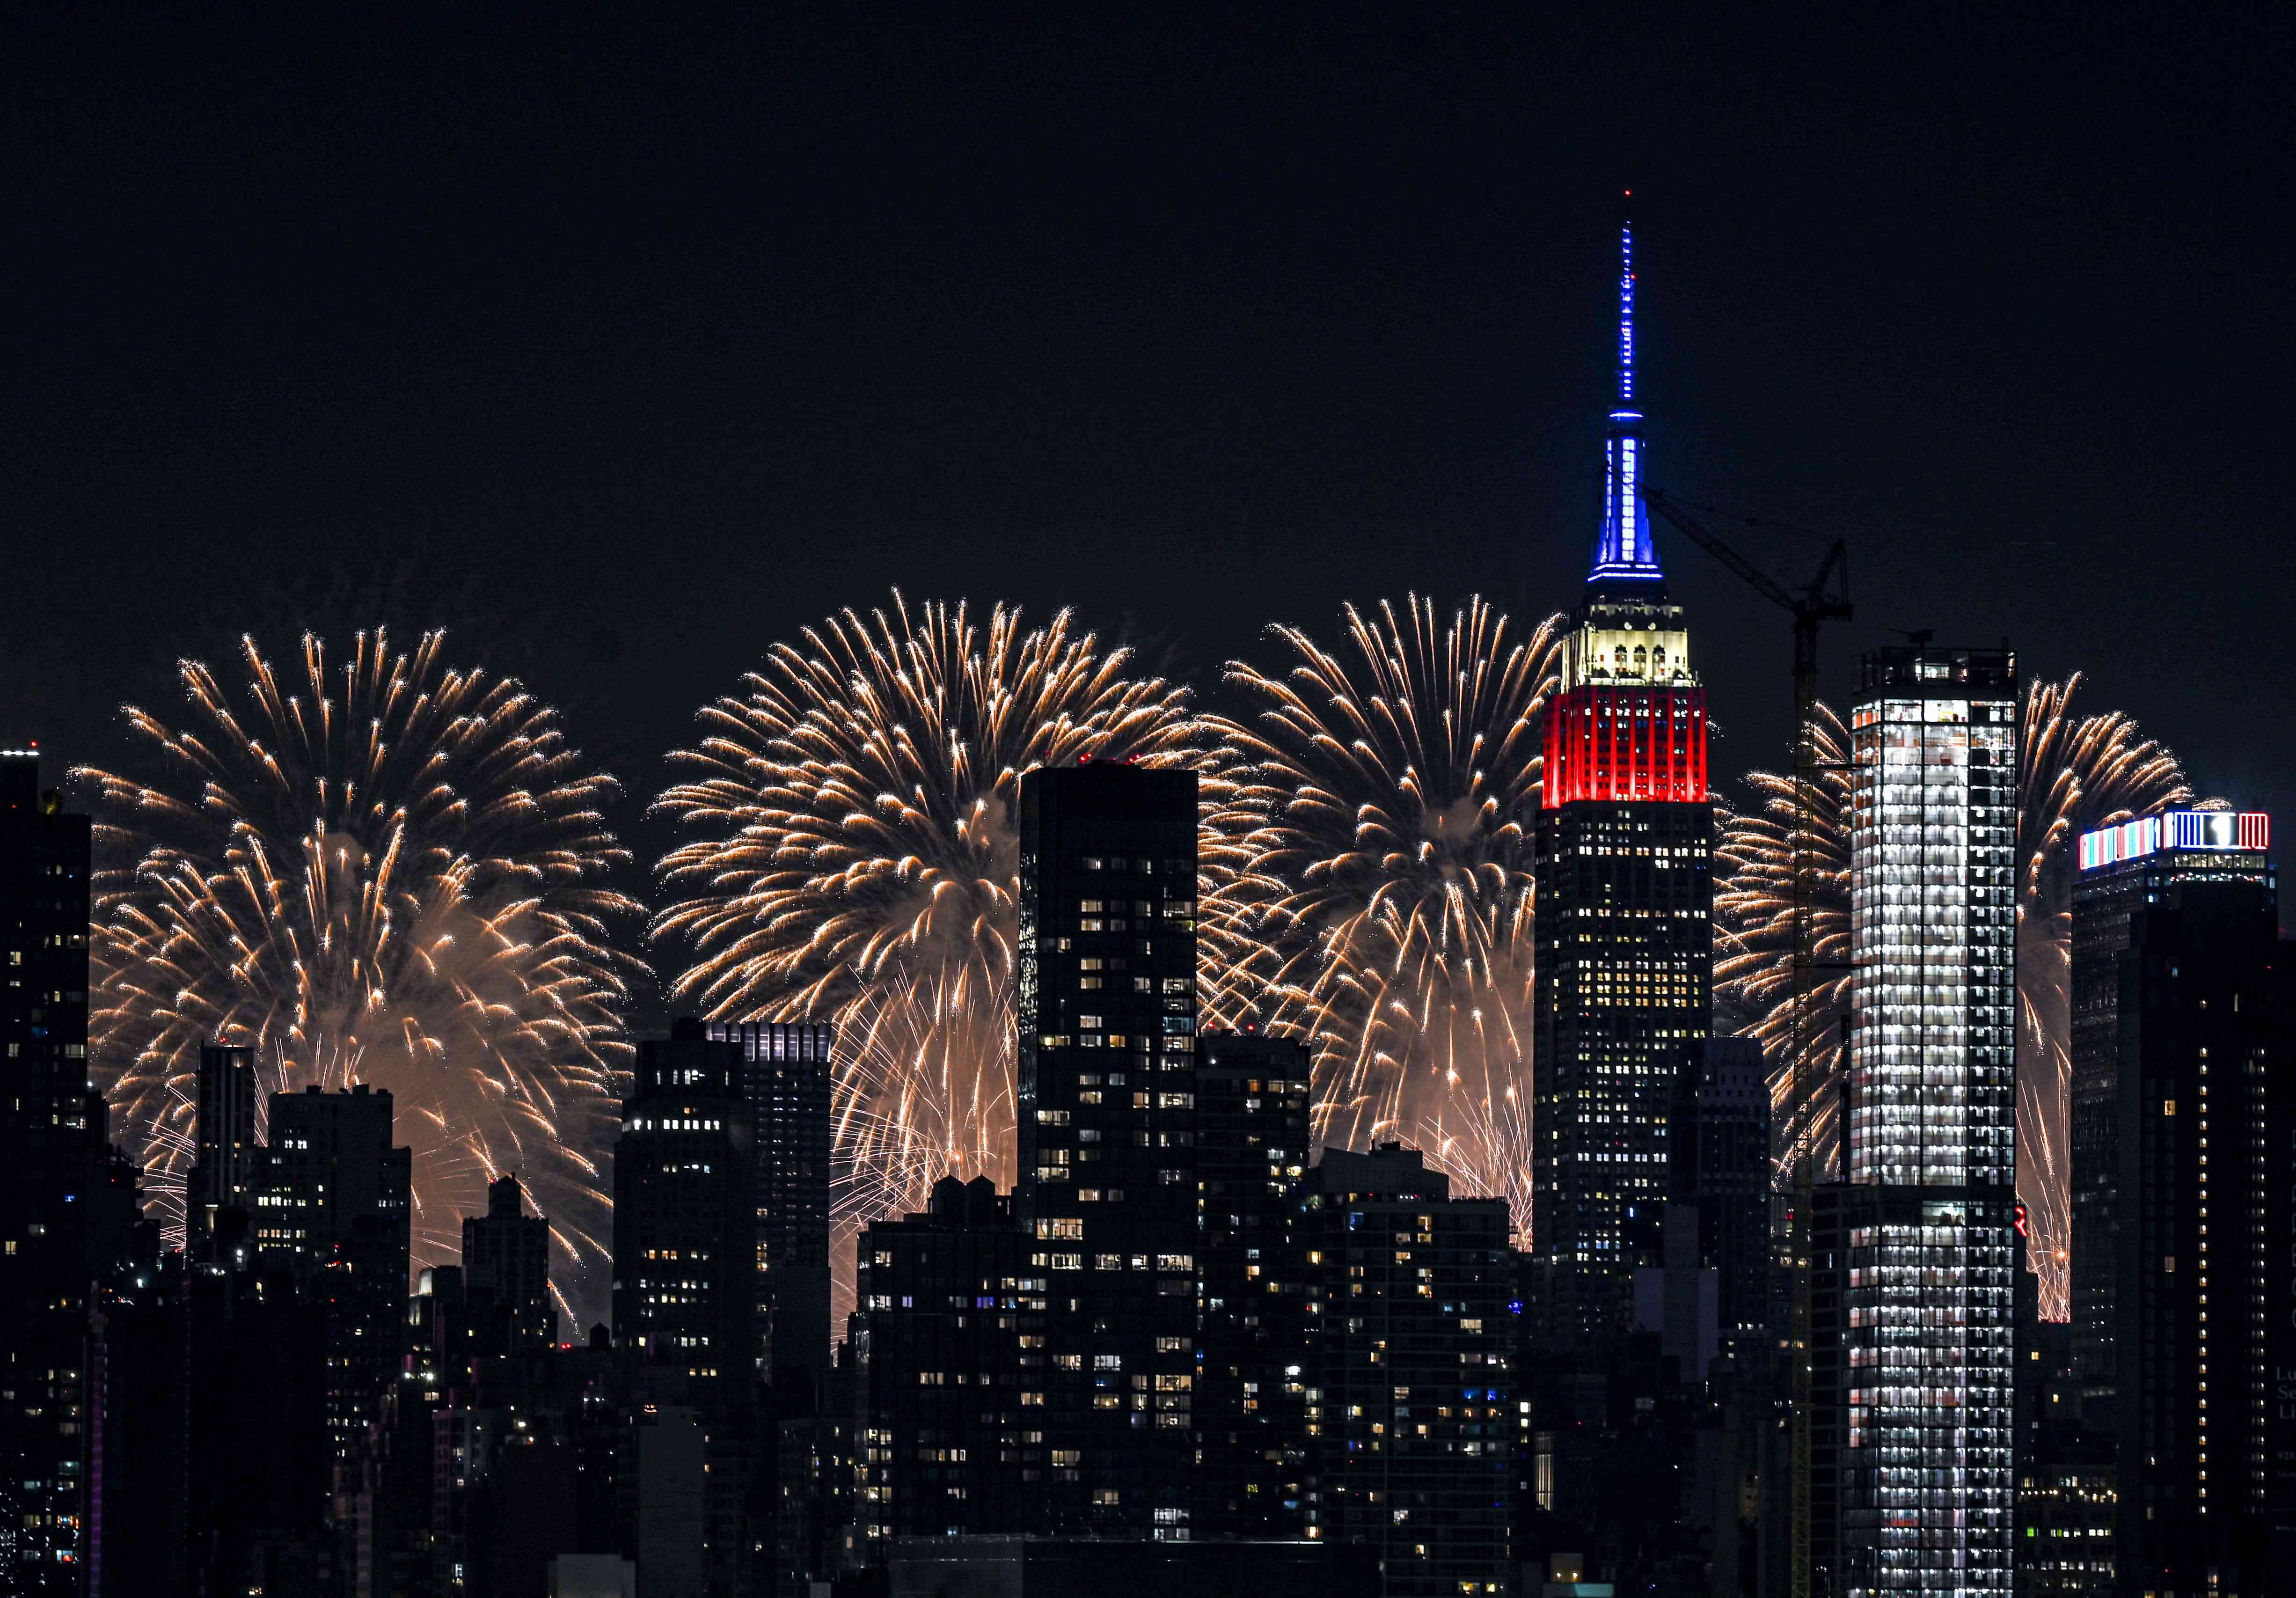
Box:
2077, 810, 2269, 870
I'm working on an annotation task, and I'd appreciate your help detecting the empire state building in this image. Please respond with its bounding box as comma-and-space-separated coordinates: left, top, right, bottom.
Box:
1531, 218, 1716, 1343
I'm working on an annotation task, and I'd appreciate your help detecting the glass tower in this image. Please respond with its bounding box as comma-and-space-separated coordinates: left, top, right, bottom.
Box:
1813, 644, 2019, 1598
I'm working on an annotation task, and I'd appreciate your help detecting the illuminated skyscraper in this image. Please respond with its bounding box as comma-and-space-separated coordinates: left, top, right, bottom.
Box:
1534, 218, 1715, 1343
2066, 810, 2286, 1597
2067, 810, 2273, 1428
1014, 759, 1200, 1538
1812, 644, 2020, 1598
613, 1020, 756, 1395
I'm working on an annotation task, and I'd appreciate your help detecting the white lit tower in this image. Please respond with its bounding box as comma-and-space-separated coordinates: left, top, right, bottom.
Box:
1810, 643, 2019, 1598
1533, 216, 1716, 1345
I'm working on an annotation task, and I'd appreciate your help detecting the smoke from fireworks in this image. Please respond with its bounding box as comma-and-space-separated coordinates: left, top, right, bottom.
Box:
651, 593, 1198, 1304
82, 630, 642, 1324
1714, 674, 2191, 1318
1199, 596, 1565, 1235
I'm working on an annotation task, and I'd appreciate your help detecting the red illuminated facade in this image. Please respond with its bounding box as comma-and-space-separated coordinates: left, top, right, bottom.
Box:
1542, 681, 1708, 806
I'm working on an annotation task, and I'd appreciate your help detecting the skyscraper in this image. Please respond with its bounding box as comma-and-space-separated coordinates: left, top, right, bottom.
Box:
1812, 643, 2020, 1598
191, 1040, 259, 1250
2065, 811, 2286, 1597
1193, 1029, 1313, 1540
1013, 758, 1200, 1538
1295, 1146, 1514, 1598
851, 1175, 1038, 1547
0, 747, 109, 1591
462, 1171, 556, 1359
2067, 809, 2273, 1433
613, 1020, 757, 1394
1534, 219, 1715, 1344
254, 1082, 415, 1465
1669, 1035, 1771, 1359
704, 1020, 834, 1397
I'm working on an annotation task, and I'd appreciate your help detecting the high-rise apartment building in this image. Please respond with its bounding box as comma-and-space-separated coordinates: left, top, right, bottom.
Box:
2063, 812, 2287, 1598
1194, 1029, 1314, 1539
1534, 220, 1715, 1343
462, 1171, 556, 1358
254, 1082, 414, 1464
851, 1175, 1038, 1546
1813, 644, 2020, 1598
1296, 1146, 1514, 1598
0, 747, 112, 1591
1013, 759, 1201, 1538
2067, 809, 2273, 1435
704, 1020, 834, 1396
613, 1020, 757, 1395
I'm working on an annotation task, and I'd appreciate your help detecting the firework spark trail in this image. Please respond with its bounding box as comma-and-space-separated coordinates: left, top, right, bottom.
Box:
651, 593, 1199, 1317
1715, 675, 2191, 1319
81, 629, 642, 1317
1198, 596, 1565, 1238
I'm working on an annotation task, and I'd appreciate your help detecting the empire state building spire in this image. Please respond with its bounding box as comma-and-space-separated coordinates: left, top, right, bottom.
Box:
1589, 209, 1663, 585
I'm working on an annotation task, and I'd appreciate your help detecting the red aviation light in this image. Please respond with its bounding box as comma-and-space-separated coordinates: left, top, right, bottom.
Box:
1541, 683, 1709, 806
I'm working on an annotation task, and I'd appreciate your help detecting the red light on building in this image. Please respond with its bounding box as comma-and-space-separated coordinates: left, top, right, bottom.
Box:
1541, 684, 1709, 806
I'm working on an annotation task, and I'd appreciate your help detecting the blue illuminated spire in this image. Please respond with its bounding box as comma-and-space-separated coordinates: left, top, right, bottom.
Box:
1588, 209, 1663, 584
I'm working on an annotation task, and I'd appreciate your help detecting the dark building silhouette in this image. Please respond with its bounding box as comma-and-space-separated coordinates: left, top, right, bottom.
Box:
1013, 759, 1201, 1538
613, 1020, 757, 1396
1533, 223, 1715, 1346
704, 1020, 834, 1399
191, 1040, 259, 1248
254, 1082, 414, 1467
2068, 809, 2274, 1437
464, 1171, 556, 1360
0, 747, 133, 1592
851, 1175, 1038, 1546
2068, 817, 2289, 1598
1813, 644, 2021, 1598
1295, 1146, 1514, 1598
1669, 1035, 1770, 1357
1193, 1029, 1314, 1540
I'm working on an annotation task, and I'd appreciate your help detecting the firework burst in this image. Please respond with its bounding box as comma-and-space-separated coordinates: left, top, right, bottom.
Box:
651, 592, 1198, 1295
82, 629, 642, 1323
1715, 674, 2191, 1317
1198, 596, 1565, 1235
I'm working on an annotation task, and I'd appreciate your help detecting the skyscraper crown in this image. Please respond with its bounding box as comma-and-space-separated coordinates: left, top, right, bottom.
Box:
1588, 212, 1663, 585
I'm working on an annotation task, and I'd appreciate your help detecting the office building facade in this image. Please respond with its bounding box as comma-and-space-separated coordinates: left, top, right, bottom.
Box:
254, 1082, 415, 1466
1193, 1029, 1314, 1539
1813, 644, 2020, 1597
2067, 809, 2274, 1434
1013, 759, 1201, 1537
852, 1175, 1039, 1546
613, 1021, 757, 1394
1671, 1034, 1771, 1356
1296, 1146, 1514, 1598
0, 748, 112, 1591
462, 1171, 556, 1359
1534, 220, 1715, 1343
704, 1019, 834, 1396
2066, 812, 2287, 1598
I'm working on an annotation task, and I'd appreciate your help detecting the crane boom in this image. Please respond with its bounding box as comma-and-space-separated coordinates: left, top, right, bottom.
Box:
1636, 483, 1851, 1598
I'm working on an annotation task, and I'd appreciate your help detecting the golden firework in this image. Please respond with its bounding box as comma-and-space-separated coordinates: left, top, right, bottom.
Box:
1715, 674, 2191, 1318
1198, 595, 1565, 1238
83, 629, 641, 1327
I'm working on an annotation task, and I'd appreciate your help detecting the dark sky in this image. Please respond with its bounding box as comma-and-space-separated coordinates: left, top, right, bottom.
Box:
8, 5, 2292, 950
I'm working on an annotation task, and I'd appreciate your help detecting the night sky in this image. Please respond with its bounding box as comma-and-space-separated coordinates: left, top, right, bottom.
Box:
9, 5, 2293, 971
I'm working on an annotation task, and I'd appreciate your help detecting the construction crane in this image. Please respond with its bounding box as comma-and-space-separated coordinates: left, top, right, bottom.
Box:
1638, 484, 1850, 1598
